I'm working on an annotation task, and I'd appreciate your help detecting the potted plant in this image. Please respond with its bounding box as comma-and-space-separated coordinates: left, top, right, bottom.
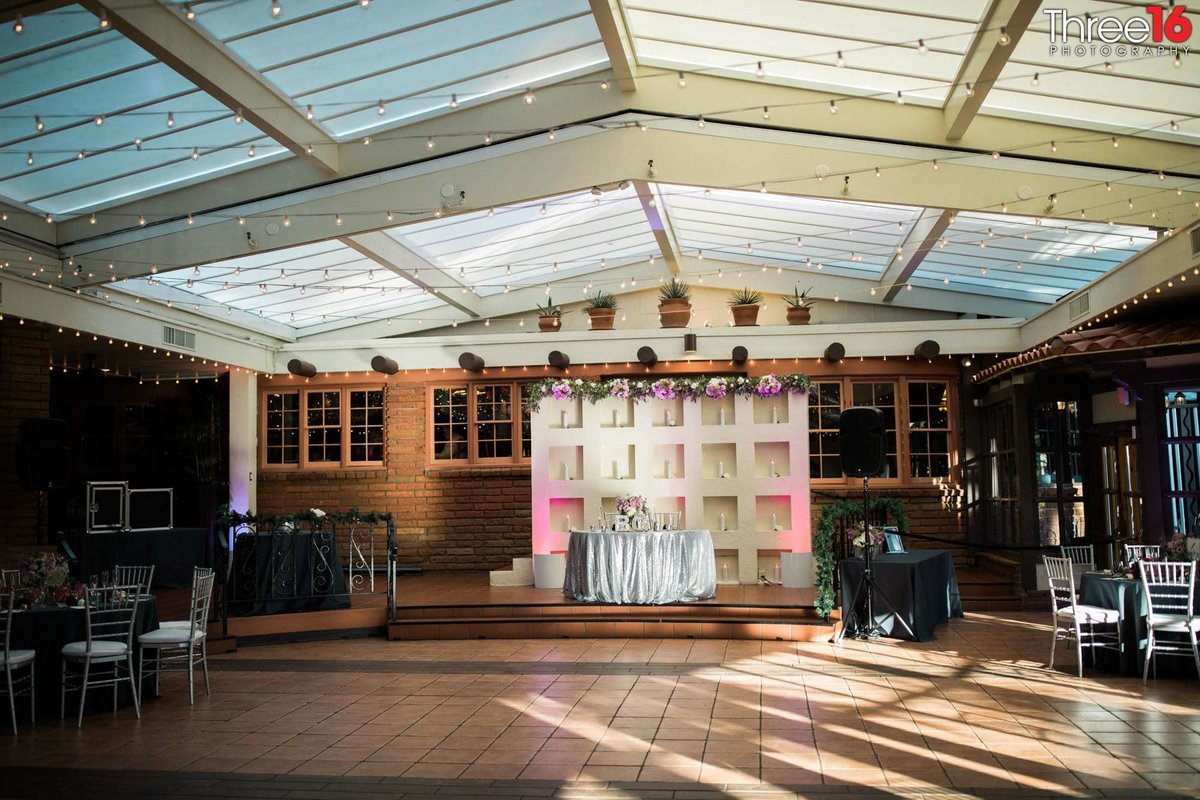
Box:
584, 290, 619, 330
728, 287, 763, 326
784, 286, 814, 325
657, 277, 692, 328
536, 297, 562, 332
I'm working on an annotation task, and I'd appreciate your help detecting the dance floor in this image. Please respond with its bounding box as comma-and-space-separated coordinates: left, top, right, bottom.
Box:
2, 608, 1199, 799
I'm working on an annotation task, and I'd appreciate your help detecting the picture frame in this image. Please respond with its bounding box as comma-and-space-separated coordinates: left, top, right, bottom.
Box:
884, 528, 904, 554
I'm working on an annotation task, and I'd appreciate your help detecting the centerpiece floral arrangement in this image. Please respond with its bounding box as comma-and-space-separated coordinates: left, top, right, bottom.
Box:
847, 522, 886, 552
13, 551, 85, 608
1165, 532, 1190, 561
615, 494, 649, 518
526, 373, 810, 413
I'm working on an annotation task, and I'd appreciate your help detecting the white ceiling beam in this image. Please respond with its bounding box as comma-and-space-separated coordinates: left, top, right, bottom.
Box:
878, 209, 955, 302
80, 0, 338, 174
588, 0, 638, 91
943, 0, 1043, 140
633, 180, 680, 276
340, 232, 480, 318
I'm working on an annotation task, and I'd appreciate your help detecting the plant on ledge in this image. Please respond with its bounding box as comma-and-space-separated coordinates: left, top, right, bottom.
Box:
583, 290, 619, 330
657, 277, 692, 328
784, 286, 814, 325
728, 287, 763, 326
536, 297, 562, 332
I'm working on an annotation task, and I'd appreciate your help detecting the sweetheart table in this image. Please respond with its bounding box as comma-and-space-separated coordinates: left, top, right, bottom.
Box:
563, 528, 717, 604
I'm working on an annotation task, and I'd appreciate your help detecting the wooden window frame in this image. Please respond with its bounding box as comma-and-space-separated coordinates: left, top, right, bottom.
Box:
809, 376, 959, 486
427, 380, 532, 468
259, 386, 385, 472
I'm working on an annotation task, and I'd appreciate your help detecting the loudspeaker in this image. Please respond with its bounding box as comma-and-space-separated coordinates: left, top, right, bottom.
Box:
18, 418, 71, 490
839, 406, 886, 478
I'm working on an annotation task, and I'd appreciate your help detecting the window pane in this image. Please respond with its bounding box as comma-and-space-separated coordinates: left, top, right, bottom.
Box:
432, 385, 469, 461
907, 381, 950, 479
475, 384, 515, 461
306, 391, 341, 463
809, 382, 842, 478
348, 389, 384, 464
264, 391, 299, 465
852, 381, 897, 478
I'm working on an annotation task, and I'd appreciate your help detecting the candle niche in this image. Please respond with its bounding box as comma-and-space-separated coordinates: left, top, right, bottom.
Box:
702, 443, 737, 479
700, 393, 735, 426
650, 395, 684, 427
652, 444, 685, 479
752, 394, 789, 424
715, 549, 739, 584
600, 444, 635, 480
552, 396, 583, 428
754, 442, 790, 477
755, 495, 791, 532
596, 396, 633, 428
757, 550, 783, 582
704, 496, 738, 533
548, 446, 582, 481
549, 497, 584, 534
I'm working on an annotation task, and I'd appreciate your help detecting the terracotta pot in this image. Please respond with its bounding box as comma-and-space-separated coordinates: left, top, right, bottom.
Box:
588, 308, 616, 330
786, 307, 811, 325
538, 315, 561, 332
658, 298, 691, 328
730, 303, 760, 326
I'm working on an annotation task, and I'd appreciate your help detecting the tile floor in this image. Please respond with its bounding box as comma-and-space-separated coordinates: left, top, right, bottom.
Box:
2, 610, 1199, 799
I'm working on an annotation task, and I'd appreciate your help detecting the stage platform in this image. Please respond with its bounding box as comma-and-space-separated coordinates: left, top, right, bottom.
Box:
198, 572, 832, 644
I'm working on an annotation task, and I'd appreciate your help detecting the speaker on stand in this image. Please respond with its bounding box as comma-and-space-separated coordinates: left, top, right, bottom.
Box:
834, 407, 914, 642
17, 418, 72, 547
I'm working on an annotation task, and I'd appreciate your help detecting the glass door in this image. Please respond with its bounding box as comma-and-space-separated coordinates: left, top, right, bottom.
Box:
1033, 400, 1085, 546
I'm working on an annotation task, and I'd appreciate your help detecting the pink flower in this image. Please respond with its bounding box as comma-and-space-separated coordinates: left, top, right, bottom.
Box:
550, 380, 573, 400
704, 378, 727, 400
610, 379, 630, 399
757, 374, 782, 397
652, 379, 676, 400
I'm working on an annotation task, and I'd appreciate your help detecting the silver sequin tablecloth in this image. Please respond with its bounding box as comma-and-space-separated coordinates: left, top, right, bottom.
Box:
563, 529, 717, 604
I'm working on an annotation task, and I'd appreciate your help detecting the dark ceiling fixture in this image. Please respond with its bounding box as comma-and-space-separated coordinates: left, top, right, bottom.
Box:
731, 346, 748, 365
548, 350, 570, 370
458, 352, 485, 373
683, 333, 697, 353
287, 358, 317, 378
914, 339, 940, 360
370, 355, 399, 375
824, 342, 846, 363
637, 346, 657, 367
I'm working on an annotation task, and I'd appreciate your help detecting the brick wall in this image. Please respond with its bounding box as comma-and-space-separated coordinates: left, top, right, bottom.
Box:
0, 322, 51, 564
257, 383, 532, 571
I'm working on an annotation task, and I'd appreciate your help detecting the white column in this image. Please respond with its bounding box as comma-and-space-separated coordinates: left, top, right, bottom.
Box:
228, 370, 257, 514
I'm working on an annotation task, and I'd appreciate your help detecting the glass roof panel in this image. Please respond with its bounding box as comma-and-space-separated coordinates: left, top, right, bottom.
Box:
0, 5, 280, 217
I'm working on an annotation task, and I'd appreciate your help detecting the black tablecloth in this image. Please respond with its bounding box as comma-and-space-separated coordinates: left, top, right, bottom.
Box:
229, 531, 350, 616
1078, 571, 1200, 677
9, 596, 159, 718
839, 550, 963, 641
81, 528, 211, 588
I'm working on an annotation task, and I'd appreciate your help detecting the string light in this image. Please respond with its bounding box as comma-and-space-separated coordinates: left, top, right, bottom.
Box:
184, 4, 196, 20
835, 50, 844, 67
305, 104, 314, 119
191, 147, 199, 160
895, 91, 904, 105
271, 0, 282, 17
828, 100, 837, 114
449, 93, 458, 109
998, 26, 1010, 45
761, 106, 770, 119
599, 79, 609, 91
247, 144, 256, 157
13, 13, 23, 34
523, 87, 536, 105
965, 82, 975, 97
677, 70, 687, 87
755, 61, 765, 78
166, 111, 175, 128
426, 136, 435, 149
917, 38, 927, 54
1031, 72, 1039, 86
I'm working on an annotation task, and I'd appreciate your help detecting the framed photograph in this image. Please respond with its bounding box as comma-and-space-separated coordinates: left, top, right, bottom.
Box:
884, 528, 904, 554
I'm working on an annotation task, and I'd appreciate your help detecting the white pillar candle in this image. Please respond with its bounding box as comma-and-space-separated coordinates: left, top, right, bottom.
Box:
769, 459, 776, 477
718, 407, 726, 426
665, 459, 671, 478
562, 462, 569, 480
612, 408, 619, 427
666, 408, 674, 426
612, 460, 619, 479
719, 512, 726, 531
560, 409, 567, 428
721, 562, 728, 582
771, 513, 778, 531
565, 515, 571, 531
771, 405, 779, 424
718, 460, 724, 478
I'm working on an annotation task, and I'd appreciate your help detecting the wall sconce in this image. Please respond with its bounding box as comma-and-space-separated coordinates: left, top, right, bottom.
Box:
914, 339, 940, 360
824, 342, 845, 363
637, 346, 658, 367
370, 355, 399, 375
548, 350, 570, 370
731, 346, 748, 365
683, 333, 697, 353
458, 352, 485, 373
286, 359, 316, 378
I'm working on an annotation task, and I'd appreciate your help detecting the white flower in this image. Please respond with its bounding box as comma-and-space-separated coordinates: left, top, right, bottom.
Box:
310, 508, 326, 518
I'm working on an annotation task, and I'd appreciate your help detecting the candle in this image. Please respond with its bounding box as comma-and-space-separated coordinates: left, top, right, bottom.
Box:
721, 562, 728, 582
664, 459, 671, 478
771, 513, 778, 531
718, 460, 724, 478
612, 408, 619, 427
562, 462, 569, 480
565, 515, 571, 531
771, 405, 779, 424
719, 512, 726, 531
718, 407, 726, 426
560, 409, 567, 428
774, 563, 780, 581
769, 459, 776, 477
666, 408, 674, 426
612, 460, 619, 479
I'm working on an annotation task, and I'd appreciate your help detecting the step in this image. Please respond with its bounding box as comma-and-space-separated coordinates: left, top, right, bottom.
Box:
488, 557, 533, 587
388, 615, 834, 642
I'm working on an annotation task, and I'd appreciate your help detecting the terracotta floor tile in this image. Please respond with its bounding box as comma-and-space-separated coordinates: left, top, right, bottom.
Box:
400, 761, 468, 779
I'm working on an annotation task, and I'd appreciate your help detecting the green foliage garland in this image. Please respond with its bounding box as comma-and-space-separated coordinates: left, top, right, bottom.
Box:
525, 373, 810, 414
813, 496, 909, 619
216, 504, 392, 531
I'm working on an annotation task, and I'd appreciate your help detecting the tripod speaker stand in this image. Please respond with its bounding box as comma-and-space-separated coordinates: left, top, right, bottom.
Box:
834, 408, 915, 642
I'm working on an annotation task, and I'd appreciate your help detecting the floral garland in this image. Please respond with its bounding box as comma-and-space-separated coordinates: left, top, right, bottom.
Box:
812, 497, 909, 619
527, 373, 810, 413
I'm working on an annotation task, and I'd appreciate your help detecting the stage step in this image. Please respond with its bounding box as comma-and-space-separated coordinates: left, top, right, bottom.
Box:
488, 557, 533, 587
955, 565, 1022, 612
386, 614, 835, 642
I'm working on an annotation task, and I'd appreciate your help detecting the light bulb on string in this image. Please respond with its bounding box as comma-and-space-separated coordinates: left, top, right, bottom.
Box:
755, 61, 765, 78
523, 87, 536, 105
25, 152, 33, 166
426, 136, 435, 149
677, 70, 687, 87
34, 115, 43, 131
917, 38, 927, 54
184, 3, 195, 19
14, 13, 23, 33
191, 147, 199, 160
271, 0, 282, 17
305, 104, 313, 119
998, 26, 1010, 45
895, 91, 904, 105
449, 93, 458, 109
166, 111, 175, 127
828, 100, 837, 114
247, 144, 256, 157
965, 82, 975, 97
835, 50, 844, 67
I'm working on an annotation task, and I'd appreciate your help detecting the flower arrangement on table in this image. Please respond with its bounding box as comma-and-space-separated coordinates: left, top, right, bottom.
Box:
1165, 532, 1190, 561
615, 494, 648, 518
525, 373, 810, 413
13, 551, 85, 608
847, 522, 887, 554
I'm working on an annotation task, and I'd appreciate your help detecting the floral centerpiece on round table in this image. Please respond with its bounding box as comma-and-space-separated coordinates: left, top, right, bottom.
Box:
1165, 532, 1190, 561
14, 551, 84, 607
847, 523, 886, 557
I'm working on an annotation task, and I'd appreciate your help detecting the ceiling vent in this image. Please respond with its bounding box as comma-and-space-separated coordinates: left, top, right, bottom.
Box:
1067, 291, 1090, 320
162, 324, 195, 350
